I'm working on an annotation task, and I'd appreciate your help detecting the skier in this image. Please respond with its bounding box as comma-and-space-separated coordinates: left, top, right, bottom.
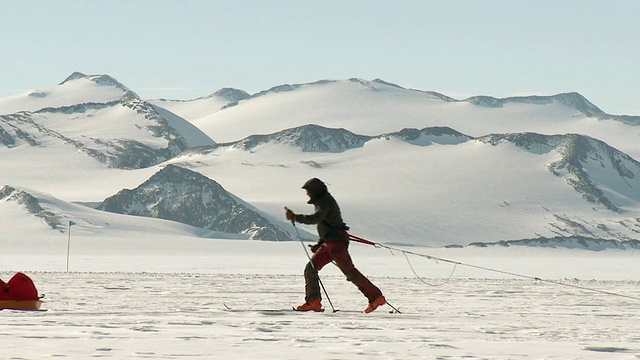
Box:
285, 178, 386, 313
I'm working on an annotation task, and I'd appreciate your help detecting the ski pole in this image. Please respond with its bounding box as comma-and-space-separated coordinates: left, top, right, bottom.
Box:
286, 207, 337, 312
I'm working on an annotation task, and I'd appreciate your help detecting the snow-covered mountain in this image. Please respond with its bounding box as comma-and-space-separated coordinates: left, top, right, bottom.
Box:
215, 124, 640, 215
0, 72, 214, 169
97, 165, 305, 241
170, 125, 640, 246
0, 72, 131, 115
149, 88, 250, 121
226, 124, 370, 153
0, 184, 238, 242
177, 78, 640, 162
222, 124, 472, 153
476, 132, 640, 213
1, 73, 639, 249
0, 185, 64, 230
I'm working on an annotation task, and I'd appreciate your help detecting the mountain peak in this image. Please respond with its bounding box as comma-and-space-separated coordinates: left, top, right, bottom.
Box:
371, 78, 404, 89
209, 88, 250, 102
60, 71, 88, 84
229, 124, 370, 153
0, 185, 62, 230
386, 127, 472, 146
98, 165, 298, 241
59, 72, 133, 94
552, 92, 603, 117
347, 78, 378, 91
464, 92, 604, 117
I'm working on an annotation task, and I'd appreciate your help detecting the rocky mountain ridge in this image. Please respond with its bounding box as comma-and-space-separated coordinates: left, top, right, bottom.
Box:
0, 185, 63, 230
97, 165, 299, 241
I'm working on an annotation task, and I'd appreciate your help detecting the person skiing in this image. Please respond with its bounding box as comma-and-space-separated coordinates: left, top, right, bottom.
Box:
285, 178, 386, 313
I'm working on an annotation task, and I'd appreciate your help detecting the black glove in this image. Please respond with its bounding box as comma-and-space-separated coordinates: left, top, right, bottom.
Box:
285, 208, 295, 221
309, 243, 321, 253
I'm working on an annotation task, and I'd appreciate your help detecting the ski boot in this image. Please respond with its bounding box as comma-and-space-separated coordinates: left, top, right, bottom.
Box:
364, 295, 386, 313
296, 299, 323, 312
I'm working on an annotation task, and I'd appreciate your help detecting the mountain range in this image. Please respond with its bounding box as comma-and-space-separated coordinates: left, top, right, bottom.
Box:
1, 72, 639, 249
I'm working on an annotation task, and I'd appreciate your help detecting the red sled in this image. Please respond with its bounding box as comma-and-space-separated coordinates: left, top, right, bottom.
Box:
0, 272, 44, 311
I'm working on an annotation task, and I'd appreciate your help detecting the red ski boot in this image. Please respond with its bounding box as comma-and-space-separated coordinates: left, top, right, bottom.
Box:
296, 299, 323, 312
364, 296, 386, 313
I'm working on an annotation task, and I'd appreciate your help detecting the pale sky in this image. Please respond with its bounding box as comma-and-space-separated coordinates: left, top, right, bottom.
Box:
1, 0, 639, 115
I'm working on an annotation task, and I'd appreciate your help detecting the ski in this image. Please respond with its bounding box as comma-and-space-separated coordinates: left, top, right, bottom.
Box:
223, 304, 398, 314
223, 304, 325, 313
223, 304, 372, 314
222, 303, 287, 313
292, 306, 326, 312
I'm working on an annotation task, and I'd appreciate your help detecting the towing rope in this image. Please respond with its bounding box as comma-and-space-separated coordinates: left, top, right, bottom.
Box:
403, 251, 458, 287
347, 234, 640, 302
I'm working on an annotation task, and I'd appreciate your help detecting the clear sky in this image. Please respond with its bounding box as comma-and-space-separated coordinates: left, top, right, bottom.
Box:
1, 0, 639, 115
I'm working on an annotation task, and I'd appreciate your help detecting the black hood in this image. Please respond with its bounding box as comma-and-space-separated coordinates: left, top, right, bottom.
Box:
302, 178, 328, 204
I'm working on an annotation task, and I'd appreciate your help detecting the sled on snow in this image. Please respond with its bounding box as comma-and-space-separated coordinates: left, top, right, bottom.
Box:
0, 299, 44, 311
0, 272, 44, 311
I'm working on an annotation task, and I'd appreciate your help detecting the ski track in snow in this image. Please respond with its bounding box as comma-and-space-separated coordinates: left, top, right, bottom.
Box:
1, 273, 639, 359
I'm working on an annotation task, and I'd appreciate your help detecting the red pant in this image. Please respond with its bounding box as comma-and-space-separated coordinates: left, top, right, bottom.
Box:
304, 241, 382, 303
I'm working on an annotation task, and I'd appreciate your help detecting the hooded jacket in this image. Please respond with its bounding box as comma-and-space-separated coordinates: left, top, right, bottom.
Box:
294, 178, 349, 243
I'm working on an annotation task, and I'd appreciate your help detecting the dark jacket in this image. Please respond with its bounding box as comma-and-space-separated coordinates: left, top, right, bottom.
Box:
294, 178, 349, 243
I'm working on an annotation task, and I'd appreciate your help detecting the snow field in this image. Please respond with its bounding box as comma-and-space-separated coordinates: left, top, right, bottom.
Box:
1, 271, 639, 359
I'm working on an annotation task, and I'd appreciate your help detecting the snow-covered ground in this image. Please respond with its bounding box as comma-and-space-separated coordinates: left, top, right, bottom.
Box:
3, 272, 640, 360
2, 240, 640, 359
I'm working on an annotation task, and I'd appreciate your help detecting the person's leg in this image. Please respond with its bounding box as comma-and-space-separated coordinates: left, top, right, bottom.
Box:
303, 244, 333, 302
325, 242, 383, 303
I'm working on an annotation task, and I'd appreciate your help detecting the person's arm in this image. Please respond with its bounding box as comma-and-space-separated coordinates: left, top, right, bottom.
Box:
291, 196, 330, 225
294, 203, 329, 225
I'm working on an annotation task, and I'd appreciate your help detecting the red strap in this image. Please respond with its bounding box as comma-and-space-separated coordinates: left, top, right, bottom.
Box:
346, 233, 377, 246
